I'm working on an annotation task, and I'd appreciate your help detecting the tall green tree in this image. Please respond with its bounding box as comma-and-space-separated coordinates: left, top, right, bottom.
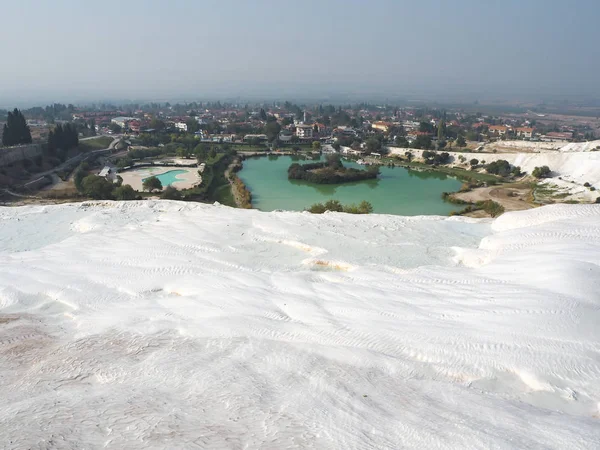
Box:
89, 119, 97, 136
186, 118, 200, 134
2, 108, 32, 146
264, 121, 281, 142
437, 120, 445, 140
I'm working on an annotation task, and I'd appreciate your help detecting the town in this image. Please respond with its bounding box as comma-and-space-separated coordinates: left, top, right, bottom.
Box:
5, 100, 598, 149
1, 99, 600, 216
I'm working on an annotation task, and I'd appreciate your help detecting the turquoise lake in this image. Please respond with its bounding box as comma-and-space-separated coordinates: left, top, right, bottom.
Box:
143, 169, 188, 187
237, 155, 463, 216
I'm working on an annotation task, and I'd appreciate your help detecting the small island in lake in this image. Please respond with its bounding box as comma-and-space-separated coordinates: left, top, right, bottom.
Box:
288, 154, 380, 184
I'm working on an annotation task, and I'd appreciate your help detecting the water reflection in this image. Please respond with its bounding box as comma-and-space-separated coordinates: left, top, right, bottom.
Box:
406, 167, 450, 181
289, 177, 381, 194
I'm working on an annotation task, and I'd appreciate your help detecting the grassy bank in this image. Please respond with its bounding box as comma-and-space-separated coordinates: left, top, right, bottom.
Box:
441, 191, 506, 217
78, 136, 113, 151
177, 152, 236, 204
397, 160, 502, 184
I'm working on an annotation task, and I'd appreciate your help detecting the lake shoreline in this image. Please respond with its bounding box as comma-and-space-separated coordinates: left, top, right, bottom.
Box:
237, 154, 464, 216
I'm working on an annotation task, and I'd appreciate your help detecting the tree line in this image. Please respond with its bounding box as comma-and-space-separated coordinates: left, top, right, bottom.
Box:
47, 123, 79, 155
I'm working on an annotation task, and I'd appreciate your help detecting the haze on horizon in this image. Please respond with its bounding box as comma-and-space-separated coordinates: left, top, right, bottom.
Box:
1, 0, 599, 106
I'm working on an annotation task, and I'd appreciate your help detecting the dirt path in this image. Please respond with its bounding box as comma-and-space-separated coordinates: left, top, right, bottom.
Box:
454, 183, 534, 211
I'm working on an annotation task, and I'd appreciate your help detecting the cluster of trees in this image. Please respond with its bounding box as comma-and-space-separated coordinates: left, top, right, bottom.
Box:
532, 166, 551, 179
77, 174, 118, 199
422, 151, 450, 165
485, 159, 522, 177
288, 155, 379, 184
307, 199, 373, 214
47, 123, 79, 155
411, 135, 433, 150
22, 103, 74, 123
485, 160, 512, 176
2, 109, 32, 146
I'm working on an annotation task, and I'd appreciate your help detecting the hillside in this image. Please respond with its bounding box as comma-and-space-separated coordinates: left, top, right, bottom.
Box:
1, 201, 599, 449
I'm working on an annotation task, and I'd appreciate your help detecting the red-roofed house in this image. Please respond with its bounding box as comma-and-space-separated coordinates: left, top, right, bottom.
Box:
489, 125, 510, 136
515, 127, 534, 139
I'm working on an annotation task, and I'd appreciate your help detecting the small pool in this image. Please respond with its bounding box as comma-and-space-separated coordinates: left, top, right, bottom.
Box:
142, 169, 188, 187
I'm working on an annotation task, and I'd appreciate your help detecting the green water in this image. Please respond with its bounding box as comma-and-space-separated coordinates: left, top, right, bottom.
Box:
237, 155, 463, 216
142, 169, 188, 187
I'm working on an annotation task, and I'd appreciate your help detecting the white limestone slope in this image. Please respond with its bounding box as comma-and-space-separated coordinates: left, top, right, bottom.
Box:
1, 201, 599, 449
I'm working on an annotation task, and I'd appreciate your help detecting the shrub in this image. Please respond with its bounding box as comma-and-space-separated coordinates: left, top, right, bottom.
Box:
143, 176, 163, 192
74, 168, 86, 192
308, 203, 327, 213
113, 184, 136, 200
584, 182, 591, 187
306, 200, 373, 214
161, 186, 182, 200
470, 158, 479, 167
323, 200, 344, 212
477, 200, 505, 218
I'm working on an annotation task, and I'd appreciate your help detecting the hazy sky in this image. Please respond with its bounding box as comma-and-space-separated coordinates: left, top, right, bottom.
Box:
1, 0, 599, 105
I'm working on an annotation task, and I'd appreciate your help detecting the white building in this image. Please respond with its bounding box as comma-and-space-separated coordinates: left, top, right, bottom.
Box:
111, 117, 136, 128
279, 133, 293, 143
334, 126, 357, 137
295, 124, 314, 139
175, 122, 188, 132
243, 134, 268, 142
